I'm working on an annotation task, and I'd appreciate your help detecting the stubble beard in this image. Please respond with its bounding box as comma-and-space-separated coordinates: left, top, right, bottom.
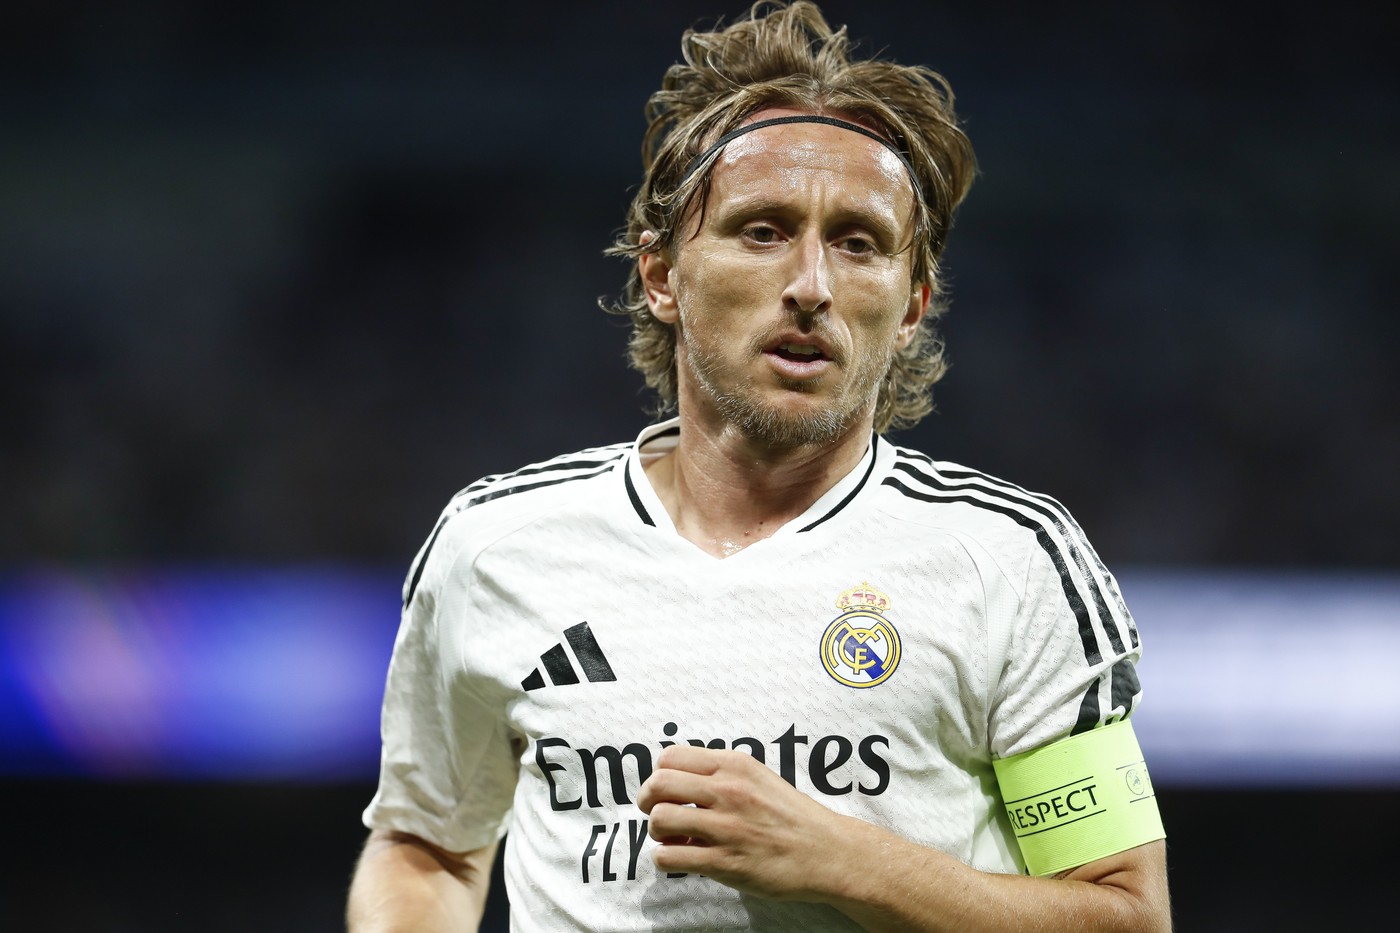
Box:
685, 335, 891, 449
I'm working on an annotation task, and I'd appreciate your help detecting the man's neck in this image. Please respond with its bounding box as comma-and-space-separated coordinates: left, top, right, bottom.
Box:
644, 409, 873, 558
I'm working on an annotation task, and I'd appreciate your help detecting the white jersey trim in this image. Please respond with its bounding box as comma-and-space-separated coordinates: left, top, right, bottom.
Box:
402, 443, 631, 607
883, 446, 1139, 736
620, 417, 882, 540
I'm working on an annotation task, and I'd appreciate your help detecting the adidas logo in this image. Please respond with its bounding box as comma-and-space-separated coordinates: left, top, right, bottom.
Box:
522, 621, 617, 691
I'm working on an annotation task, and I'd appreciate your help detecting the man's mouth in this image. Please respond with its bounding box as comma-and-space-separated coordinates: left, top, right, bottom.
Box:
772, 342, 827, 362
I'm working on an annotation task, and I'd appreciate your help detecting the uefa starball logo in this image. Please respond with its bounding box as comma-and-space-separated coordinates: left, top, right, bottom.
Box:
819, 582, 902, 688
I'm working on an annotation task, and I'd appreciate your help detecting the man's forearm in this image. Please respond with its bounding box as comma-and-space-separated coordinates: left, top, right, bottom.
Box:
826, 820, 1171, 933
346, 831, 496, 933
640, 745, 1171, 933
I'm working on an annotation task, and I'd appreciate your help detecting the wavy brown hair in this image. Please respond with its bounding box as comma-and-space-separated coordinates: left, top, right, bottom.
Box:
603, 0, 976, 433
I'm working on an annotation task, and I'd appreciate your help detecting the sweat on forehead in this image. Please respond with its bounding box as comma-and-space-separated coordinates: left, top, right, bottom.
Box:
680, 115, 923, 203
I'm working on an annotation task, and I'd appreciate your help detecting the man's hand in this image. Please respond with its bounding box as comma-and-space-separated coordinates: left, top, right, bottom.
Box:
637, 744, 1171, 933
636, 744, 855, 901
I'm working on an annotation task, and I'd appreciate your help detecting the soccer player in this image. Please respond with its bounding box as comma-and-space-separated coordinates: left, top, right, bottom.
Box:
347, 3, 1170, 931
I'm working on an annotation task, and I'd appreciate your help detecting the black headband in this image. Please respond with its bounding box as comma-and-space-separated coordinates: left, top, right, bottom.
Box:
678, 115, 921, 195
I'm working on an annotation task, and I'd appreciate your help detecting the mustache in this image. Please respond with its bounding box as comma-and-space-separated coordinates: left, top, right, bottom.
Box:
747, 321, 845, 365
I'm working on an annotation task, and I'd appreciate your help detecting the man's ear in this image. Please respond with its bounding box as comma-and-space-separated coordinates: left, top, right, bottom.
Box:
895, 284, 931, 350
638, 232, 678, 324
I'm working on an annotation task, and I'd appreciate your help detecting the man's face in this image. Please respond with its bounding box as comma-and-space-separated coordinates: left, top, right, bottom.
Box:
642, 110, 928, 448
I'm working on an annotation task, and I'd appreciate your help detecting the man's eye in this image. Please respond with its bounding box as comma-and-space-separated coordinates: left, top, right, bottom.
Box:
745, 225, 779, 243
840, 236, 875, 254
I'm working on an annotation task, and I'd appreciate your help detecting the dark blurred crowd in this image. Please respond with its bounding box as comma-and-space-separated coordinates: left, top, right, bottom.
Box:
4, 0, 1396, 568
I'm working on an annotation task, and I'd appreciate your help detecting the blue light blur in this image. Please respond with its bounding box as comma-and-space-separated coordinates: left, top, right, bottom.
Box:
2, 566, 1397, 785
0, 565, 400, 780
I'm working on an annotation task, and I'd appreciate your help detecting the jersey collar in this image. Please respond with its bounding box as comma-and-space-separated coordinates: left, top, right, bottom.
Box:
621, 418, 885, 535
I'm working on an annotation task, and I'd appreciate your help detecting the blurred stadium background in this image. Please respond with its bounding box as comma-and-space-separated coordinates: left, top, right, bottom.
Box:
3, 1, 1396, 929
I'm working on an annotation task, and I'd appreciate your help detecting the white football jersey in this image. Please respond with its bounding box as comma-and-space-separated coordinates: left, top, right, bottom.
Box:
363, 418, 1143, 932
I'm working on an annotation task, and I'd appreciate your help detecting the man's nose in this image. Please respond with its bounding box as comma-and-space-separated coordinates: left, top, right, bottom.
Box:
782, 232, 833, 317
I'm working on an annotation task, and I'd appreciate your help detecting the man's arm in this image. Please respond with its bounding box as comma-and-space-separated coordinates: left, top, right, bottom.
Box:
346, 829, 497, 933
637, 745, 1170, 933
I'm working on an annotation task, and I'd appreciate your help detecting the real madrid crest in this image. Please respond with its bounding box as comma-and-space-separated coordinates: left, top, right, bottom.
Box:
820, 582, 902, 688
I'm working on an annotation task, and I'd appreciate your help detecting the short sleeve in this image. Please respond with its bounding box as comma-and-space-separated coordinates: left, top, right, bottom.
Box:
988, 519, 1142, 760
361, 519, 520, 853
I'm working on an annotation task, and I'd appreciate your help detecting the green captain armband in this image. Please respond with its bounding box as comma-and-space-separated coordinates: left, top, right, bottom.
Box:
992, 720, 1165, 876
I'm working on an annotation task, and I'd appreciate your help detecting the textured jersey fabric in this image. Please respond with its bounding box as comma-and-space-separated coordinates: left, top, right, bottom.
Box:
363, 418, 1143, 931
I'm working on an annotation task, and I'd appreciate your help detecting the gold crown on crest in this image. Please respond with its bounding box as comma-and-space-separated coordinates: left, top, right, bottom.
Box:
836, 582, 891, 613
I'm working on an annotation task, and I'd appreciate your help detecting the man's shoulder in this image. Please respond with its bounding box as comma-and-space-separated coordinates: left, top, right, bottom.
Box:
430, 440, 633, 536
881, 442, 1072, 517
877, 442, 1126, 618
446, 441, 632, 511
400, 440, 633, 605
877, 441, 1086, 554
